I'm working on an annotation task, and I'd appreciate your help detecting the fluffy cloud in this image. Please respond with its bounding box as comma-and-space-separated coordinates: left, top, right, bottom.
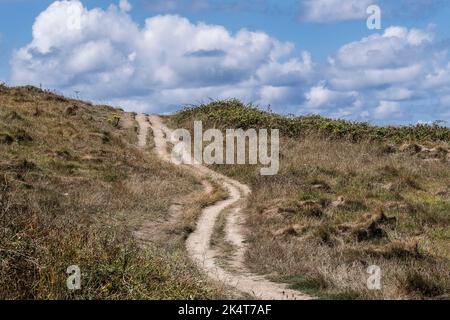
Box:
299, 0, 448, 23
11, 0, 313, 112
302, 84, 359, 110
309, 26, 450, 123
119, 0, 132, 12
10, 1, 450, 124
300, 0, 374, 23
374, 101, 403, 120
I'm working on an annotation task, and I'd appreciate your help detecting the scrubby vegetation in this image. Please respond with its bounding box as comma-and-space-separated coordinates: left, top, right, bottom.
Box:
0, 85, 223, 299
173, 99, 450, 143
2, 85, 448, 300
172, 99, 450, 300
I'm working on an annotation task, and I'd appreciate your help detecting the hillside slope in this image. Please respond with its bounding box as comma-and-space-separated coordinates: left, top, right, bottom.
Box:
0, 85, 223, 299
2, 86, 449, 300
171, 100, 450, 299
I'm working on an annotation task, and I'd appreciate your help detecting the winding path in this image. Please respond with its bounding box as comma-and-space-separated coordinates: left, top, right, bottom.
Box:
137, 114, 311, 300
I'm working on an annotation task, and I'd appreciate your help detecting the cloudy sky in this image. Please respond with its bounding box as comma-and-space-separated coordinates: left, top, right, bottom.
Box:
0, 0, 449, 124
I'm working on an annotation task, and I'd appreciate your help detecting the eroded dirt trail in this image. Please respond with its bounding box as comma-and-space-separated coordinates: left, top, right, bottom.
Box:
136, 114, 151, 148
140, 114, 311, 300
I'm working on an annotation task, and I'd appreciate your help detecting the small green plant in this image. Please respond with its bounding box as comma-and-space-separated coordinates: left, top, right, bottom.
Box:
108, 113, 121, 128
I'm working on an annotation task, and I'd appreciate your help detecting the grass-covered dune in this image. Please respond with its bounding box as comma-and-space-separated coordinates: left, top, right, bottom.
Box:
0, 84, 223, 299
172, 99, 450, 143
171, 99, 450, 300
2, 84, 449, 300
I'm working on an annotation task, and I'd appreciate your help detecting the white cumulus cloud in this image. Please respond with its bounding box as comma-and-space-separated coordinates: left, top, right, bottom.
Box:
11, 0, 314, 113
9, 1, 450, 124
300, 0, 374, 23
374, 101, 403, 120
314, 26, 450, 122
119, 0, 132, 12
299, 0, 448, 23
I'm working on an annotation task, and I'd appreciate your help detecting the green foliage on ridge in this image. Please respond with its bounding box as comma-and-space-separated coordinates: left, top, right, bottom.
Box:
173, 99, 450, 143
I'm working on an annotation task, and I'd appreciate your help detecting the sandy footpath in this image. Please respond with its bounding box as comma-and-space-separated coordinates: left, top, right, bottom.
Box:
137, 114, 311, 300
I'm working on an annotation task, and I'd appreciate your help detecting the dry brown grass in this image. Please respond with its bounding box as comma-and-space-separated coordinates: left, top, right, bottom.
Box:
178, 179, 228, 237
170, 101, 450, 300
220, 137, 450, 299
0, 85, 224, 299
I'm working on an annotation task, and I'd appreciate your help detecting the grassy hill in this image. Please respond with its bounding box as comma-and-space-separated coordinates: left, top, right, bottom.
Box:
171, 99, 450, 299
0, 84, 223, 299
172, 99, 450, 143
2, 85, 449, 300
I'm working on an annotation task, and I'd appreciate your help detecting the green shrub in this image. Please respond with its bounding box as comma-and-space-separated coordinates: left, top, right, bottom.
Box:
172, 99, 450, 143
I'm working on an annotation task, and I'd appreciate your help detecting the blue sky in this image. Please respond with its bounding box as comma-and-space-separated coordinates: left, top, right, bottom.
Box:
1, 0, 450, 124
